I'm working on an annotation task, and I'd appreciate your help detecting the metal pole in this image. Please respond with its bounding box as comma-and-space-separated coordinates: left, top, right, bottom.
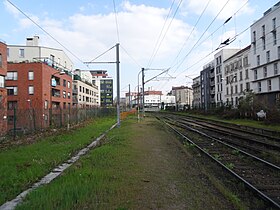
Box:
142, 68, 145, 117
128, 84, 131, 110
137, 70, 141, 122
116, 43, 121, 127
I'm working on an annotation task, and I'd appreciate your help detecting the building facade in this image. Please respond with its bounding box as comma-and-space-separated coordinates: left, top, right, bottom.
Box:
201, 61, 215, 110
192, 76, 201, 108
7, 36, 74, 71
172, 86, 193, 110
91, 70, 113, 107
214, 49, 240, 106
6, 62, 72, 130
224, 45, 251, 107
250, 2, 280, 107
0, 41, 7, 136
72, 78, 98, 108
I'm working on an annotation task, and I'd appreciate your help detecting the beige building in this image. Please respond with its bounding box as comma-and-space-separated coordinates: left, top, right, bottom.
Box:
172, 86, 193, 110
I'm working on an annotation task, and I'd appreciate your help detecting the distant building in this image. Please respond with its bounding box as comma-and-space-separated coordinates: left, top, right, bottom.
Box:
125, 92, 138, 108
0, 41, 7, 136
201, 61, 215, 110
72, 75, 98, 108
6, 62, 72, 130
171, 86, 193, 110
192, 76, 201, 108
7, 36, 74, 71
91, 70, 113, 107
224, 45, 251, 107
250, 2, 280, 107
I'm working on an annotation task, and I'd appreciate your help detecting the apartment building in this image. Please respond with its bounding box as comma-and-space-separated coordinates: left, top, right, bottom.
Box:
224, 45, 251, 107
6, 62, 72, 130
192, 76, 201, 108
214, 49, 240, 106
250, 2, 280, 106
171, 86, 193, 110
0, 41, 7, 136
72, 75, 98, 108
200, 61, 215, 110
91, 70, 113, 107
7, 36, 74, 71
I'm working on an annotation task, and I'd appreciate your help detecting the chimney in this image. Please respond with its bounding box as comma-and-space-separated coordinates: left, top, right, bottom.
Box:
26, 36, 39, 46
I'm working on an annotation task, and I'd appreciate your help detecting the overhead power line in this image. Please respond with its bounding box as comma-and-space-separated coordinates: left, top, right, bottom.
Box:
112, 0, 120, 43
6, 0, 85, 65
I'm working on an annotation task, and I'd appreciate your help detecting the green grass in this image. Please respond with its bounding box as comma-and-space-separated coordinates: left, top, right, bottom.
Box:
0, 117, 116, 206
16, 118, 137, 210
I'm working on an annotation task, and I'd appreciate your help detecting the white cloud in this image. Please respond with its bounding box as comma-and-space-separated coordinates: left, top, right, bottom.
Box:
3, 0, 20, 17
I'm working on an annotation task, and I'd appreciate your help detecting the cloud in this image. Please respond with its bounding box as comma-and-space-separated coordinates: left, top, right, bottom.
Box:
3, 0, 20, 17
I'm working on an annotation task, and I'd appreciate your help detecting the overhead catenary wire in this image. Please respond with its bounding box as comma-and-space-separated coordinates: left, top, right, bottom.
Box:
6, 0, 85, 65
120, 45, 142, 68
112, 0, 120, 43
147, 0, 183, 68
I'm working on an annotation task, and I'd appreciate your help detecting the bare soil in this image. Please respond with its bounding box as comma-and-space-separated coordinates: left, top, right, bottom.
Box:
125, 116, 237, 210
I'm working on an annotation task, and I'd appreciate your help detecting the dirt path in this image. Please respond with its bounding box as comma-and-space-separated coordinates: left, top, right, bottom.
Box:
125, 116, 236, 210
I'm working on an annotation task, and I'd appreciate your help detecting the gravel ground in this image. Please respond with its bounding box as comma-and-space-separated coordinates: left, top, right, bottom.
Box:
126, 116, 237, 210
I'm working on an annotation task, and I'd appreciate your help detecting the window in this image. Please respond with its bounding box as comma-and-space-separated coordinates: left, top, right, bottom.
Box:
267, 80, 272, 91
8, 101, 17, 110
262, 38, 266, 50
19, 49, 25, 57
253, 44, 256, 55
262, 25, 265, 37
240, 84, 243, 93
274, 63, 278, 75
243, 56, 248, 67
28, 71, 34, 80
0, 53, 2, 67
278, 46, 280, 59
245, 69, 249, 79
239, 71, 243, 81
253, 31, 256, 42
263, 66, 267, 78
235, 85, 238, 94
266, 51, 270, 62
63, 91, 66, 98
0, 76, 4, 88
226, 87, 229, 95
67, 92, 71, 99
258, 82, 261, 92
8, 116, 14, 125
7, 86, 18, 95
254, 70, 258, 80
6, 72, 18, 80
273, 32, 277, 45
67, 81, 70, 88
44, 100, 48, 109
63, 79, 66, 87
272, 18, 276, 30
246, 82, 250, 91
28, 86, 34, 95
257, 55, 260, 66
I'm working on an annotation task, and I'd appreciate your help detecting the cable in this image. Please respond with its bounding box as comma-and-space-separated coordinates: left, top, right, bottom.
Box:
147, 0, 183, 68
6, 0, 85, 65
147, 0, 176, 67
170, 0, 212, 68
112, 0, 120, 43
87, 45, 116, 63
120, 45, 142, 68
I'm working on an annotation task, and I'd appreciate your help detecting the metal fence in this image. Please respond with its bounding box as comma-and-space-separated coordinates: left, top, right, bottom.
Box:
6, 107, 116, 137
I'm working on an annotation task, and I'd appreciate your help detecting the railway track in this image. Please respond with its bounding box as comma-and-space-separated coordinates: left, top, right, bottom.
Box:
156, 114, 280, 209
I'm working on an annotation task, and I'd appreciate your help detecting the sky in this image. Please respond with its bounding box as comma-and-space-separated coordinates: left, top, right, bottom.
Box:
0, 0, 279, 97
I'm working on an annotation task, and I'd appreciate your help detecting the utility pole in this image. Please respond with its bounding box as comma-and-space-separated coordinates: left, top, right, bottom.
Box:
116, 43, 120, 127
128, 84, 131, 109
141, 68, 145, 117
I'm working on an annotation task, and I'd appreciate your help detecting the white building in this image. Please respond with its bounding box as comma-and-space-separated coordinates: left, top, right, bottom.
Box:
250, 2, 280, 106
74, 69, 93, 84
72, 79, 98, 108
171, 86, 193, 110
214, 49, 240, 106
224, 45, 251, 107
7, 36, 74, 71
192, 76, 201, 108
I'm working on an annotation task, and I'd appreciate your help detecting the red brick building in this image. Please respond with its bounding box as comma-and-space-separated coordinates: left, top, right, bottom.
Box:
6, 62, 72, 130
0, 41, 7, 136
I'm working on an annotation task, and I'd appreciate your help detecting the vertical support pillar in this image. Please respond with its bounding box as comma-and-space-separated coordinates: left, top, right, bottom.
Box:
141, 68, 145, 117
116, 43, 121, 127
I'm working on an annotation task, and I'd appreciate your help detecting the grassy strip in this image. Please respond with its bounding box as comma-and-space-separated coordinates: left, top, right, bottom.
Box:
0, 117, 116, 206
16, 118, 136, 210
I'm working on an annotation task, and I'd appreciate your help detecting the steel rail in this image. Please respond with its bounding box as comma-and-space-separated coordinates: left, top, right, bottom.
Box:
157, 116, 280, 208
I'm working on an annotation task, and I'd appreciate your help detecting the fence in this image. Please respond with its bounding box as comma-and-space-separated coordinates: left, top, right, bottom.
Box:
6, 107, 116, 137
